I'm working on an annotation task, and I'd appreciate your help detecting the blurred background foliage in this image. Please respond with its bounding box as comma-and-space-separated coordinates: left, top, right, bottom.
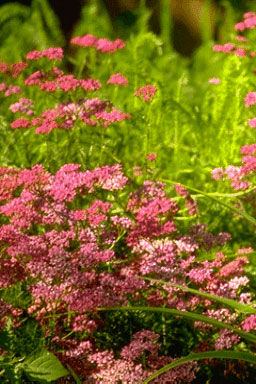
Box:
1, 0, 256, 62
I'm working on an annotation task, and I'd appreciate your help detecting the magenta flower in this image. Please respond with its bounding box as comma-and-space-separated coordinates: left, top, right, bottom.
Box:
208, 77, 221, 84
245, 92, 256, 107
135, 85, 157, 102
107, 73, 128, 87
248, 117, 256, 128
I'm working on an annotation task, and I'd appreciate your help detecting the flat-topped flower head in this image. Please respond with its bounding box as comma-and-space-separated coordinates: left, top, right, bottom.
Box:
135, 85, 157, 102
107, 73, 128, 87
26, 47, 63, 61
71, 34, 125, 53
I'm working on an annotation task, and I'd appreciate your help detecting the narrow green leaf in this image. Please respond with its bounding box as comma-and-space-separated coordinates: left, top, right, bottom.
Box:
142, 350, 256, 383
140, 276, 256, 314
162, 179, 256, 227
97, 306, 256, 343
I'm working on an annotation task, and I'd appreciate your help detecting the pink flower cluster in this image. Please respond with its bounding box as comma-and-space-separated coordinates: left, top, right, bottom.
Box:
71, 34, 125, 53
235, 12, 256, 31
0, 162, 253, 381
25, 68, 101, 93
9, 98, 34, 116
11, 97, 130, 133
107, 73, 128, 86
26, 47, 64, 61
135, 85, 157, 102
0, 83, 22, 97
0, 61, 27, 78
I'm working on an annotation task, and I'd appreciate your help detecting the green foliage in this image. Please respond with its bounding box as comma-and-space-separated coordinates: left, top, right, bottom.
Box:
0, 0, 64, 62
0, 349, 68, 383
22, 350, 68, 382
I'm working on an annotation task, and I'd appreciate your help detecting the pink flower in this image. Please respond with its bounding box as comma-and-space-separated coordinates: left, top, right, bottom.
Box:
11, 118, 30, 129
241, 144, 256, 154
107, 73, 128, 86
245, 92, 256, 107
215, 329, 240, 350
242, 315, 256, 332
4, 85, 22, 97
80, 78, 101, 91
26, 50, 42, 60
26, 47, 63, 61
135, 85, 157, 102
9, 98, 34, 116
96, 38, 125, 53
211, 167, 224, 180
209, 77, 221, 84
71, 34, 98, 48
248, 117, 256, 128
146, 152, 156, 161
234, 48, 246, 57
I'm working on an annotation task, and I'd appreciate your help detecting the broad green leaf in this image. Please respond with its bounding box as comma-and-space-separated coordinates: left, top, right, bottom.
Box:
142, 350, 256, 383
140, 276, 256, 314
22, 350, 68, 383
97, 306, 256, 343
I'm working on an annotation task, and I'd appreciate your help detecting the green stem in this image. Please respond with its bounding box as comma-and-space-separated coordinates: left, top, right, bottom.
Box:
161, 179, 256, 227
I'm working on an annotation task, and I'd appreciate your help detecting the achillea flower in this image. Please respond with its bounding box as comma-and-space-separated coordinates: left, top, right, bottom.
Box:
9, 98, 34, 116
24, 70, 44, 86
0, 83, 6, 91
240, 144, 256, 154
215, 329, 240, 350
245, 92, 256, 107
26, 50, 42, 60
107, 73, 128, 86
10, 62, 28, 78
220, 257, 248, 277
39, 81, 58, 92
71, 34, 98, 48
96, 38, 125, 53
248, 117, 256, 128
242, 314, 256, 332
11, 117, 30, 129
211, 166, 227, 181
71, 34, 125, 53
80, 78, 101, 91
58, 74, 79, 91
26, 47, 63, 61
4, 85, 22, 97
213, 43, 234, 54
147, 152, 156, 161
234, 47, 246, 57
135, 85, 157, 102
209, 77, 221, 84
237, 247, 254, 254
95, 109, 131, 126
0, 62, 8, 73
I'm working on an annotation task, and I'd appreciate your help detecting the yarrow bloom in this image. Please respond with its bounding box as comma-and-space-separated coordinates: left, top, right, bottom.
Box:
107, 73, 128, 87
147, 152, 157, 161
26, 47, 63, 61
11, 117, 30, 129
71, 34, 125, 53
213, 43, 235, 54
248, 118, 256, 128
135, 85, 157, 102
245, 92, 256, 107
235, 12, 256, 31
9, 98, 34, 116
209, 78, 221, 85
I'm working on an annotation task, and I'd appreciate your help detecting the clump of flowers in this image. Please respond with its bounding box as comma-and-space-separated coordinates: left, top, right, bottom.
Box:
71, 34, 125, 53
135, 85, 157, 102
0, 161, 255, 381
